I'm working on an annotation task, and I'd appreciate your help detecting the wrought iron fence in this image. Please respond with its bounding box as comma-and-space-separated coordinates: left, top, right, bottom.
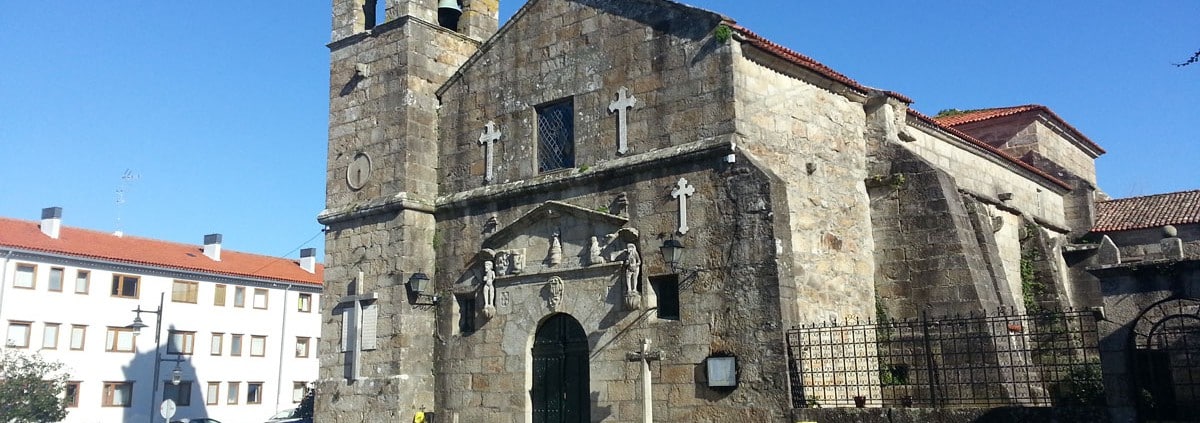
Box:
787, 308, 1104, 409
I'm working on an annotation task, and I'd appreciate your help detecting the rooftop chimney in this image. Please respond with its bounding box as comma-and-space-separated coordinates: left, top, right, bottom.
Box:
300, 248, 317, 273
40, 207, 62, 239
203, 234, 222, 261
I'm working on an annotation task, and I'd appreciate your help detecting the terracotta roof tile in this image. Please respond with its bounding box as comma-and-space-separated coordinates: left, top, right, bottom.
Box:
907, 109, 1072, 190
725, 22, 913, 104
1093, 190, 1200, 232
0, 217, 323, 286
933, 105, 1105, 154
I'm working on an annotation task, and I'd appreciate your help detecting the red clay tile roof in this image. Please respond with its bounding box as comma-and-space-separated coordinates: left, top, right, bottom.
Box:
725, 22, 913, 104
1093, 190, 1200, 232
933, 105, 1106, 155
907, 110, 1072, 190
0, 217, 323, 286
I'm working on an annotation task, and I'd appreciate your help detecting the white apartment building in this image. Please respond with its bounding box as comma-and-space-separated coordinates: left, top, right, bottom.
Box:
0, 207, 323, 423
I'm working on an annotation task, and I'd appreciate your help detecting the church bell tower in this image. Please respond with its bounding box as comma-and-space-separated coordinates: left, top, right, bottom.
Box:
316, 0, 497, 421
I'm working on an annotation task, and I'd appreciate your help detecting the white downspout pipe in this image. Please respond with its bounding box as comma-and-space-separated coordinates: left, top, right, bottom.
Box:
274, 284, 292, 412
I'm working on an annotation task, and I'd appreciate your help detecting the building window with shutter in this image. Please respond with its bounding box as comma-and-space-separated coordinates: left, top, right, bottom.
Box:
110, 274, 139, 299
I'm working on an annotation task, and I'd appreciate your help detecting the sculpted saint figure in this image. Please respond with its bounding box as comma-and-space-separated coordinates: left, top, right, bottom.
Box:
482, 260, 496, 308
587, 236, 605, 265
619, 243, 641, 293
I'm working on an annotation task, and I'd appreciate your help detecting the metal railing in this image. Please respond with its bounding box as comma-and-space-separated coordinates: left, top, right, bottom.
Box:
787, 308, 1104, 408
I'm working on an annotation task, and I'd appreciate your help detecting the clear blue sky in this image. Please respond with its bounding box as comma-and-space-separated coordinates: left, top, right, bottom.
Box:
2, 1, 1196, 260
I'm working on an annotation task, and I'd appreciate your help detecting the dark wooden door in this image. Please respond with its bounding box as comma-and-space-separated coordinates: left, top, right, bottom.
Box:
532, 314, 589, 423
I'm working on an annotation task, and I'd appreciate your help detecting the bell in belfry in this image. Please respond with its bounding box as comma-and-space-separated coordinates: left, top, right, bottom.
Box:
437, 0, 462, 30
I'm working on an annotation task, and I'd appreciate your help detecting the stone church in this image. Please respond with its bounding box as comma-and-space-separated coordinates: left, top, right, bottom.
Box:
314, 0, 1105, 421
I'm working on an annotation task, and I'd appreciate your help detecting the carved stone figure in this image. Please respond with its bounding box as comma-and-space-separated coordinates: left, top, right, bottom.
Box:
510, 249, 525, 274
495, 251, 510, 275
618, 243, 641, 293
587, 236, 605, 265
548, 232, 563, 266
548, 276, 565, 311
481, 260, 496, 318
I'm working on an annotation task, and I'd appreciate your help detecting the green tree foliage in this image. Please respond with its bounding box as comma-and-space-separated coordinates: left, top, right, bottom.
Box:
293, 384, 314, 418
0, 348, 69, 422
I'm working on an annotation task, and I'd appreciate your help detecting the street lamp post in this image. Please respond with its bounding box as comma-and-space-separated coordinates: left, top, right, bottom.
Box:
127, 292, 183, 422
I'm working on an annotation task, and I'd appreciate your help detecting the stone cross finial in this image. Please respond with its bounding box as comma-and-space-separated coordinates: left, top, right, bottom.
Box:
479, 121, 502, 182
336, 271, 378, 380
608, 87, 637, 155
671, 178, 696, 235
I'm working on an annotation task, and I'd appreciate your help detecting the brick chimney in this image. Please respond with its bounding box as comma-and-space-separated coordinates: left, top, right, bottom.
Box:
300, 248, 317, 273
203, 234, 222, 261
40, 207, 62, 239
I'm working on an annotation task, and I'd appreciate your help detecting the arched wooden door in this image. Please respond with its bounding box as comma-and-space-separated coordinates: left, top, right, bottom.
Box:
532, 313, 589, 423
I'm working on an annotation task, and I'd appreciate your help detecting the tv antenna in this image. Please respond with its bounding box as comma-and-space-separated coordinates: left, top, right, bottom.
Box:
115, 169, 140, 235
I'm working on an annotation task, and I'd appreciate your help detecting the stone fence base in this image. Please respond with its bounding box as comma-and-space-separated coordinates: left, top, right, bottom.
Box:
791, 407, 1109, 423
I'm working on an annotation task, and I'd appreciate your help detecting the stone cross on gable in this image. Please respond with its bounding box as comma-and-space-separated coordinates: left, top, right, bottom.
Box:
626, 338, 664, 423
479, 121, 502, 182
336, 271, 378, 380
671, 178, 696, 235
608, 87, 637, 155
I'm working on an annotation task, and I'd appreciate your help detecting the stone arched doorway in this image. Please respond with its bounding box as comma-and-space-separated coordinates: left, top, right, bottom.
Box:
1131, 298, 1200, 421
531, 313, 589, 423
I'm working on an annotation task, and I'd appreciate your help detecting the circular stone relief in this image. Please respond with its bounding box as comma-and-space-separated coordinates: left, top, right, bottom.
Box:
346, 152, 372, 190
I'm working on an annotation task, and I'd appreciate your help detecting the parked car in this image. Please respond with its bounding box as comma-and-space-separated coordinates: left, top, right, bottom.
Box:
171, 419, 221, 423
266, 408, 312, 423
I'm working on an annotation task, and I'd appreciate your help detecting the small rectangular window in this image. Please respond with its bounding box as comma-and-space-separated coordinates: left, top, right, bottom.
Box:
253, 288, 268, 309
456, 295, 476, 335
43, 323, 60, 349
70, 325, 86, 350
295, 337, 310, 358
65, 381, 81, 407
14, 263, 35, 289
537, 98, 575, 173
650, 274, 681, 320
206, 382, 220, 405
74, 270, 89, 294
298, 293, 312, 312
246, 382, 263, 404
171, 280, 199, 303
164, 381, 192, 406
102, 382, 132, 407
234, 287, 246, 307
211, 333, 224, 355
110, 274, 139, 299
292, 382, 307, 403
214, 284, 227, 306
168, 331, 195, 355
250, 335, 266, 357
230, 334, 243, 356
226, 382, 240, 405
7, 321, 31, 348
48, 267, 64, 292
105, 327, 136, 352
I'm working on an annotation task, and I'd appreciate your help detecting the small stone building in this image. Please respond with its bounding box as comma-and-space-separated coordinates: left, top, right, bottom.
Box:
1082, 190, 1200, 422
314, 1, 1107, 421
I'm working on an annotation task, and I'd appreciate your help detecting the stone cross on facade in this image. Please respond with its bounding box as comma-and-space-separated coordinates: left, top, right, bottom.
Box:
671, 178, 695, 235
608, 87, 637, 155
479, 121, 502, 182
336, 271, 378, 380
626, 338, 664, 423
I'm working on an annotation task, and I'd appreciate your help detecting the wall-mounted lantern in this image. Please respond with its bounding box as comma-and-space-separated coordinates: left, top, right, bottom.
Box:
660, 239, 684, 272
706, 355, 738, 389
408, 272, 438, 305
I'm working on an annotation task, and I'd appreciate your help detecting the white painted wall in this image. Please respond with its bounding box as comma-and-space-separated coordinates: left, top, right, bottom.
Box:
0, 256, 321, 423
